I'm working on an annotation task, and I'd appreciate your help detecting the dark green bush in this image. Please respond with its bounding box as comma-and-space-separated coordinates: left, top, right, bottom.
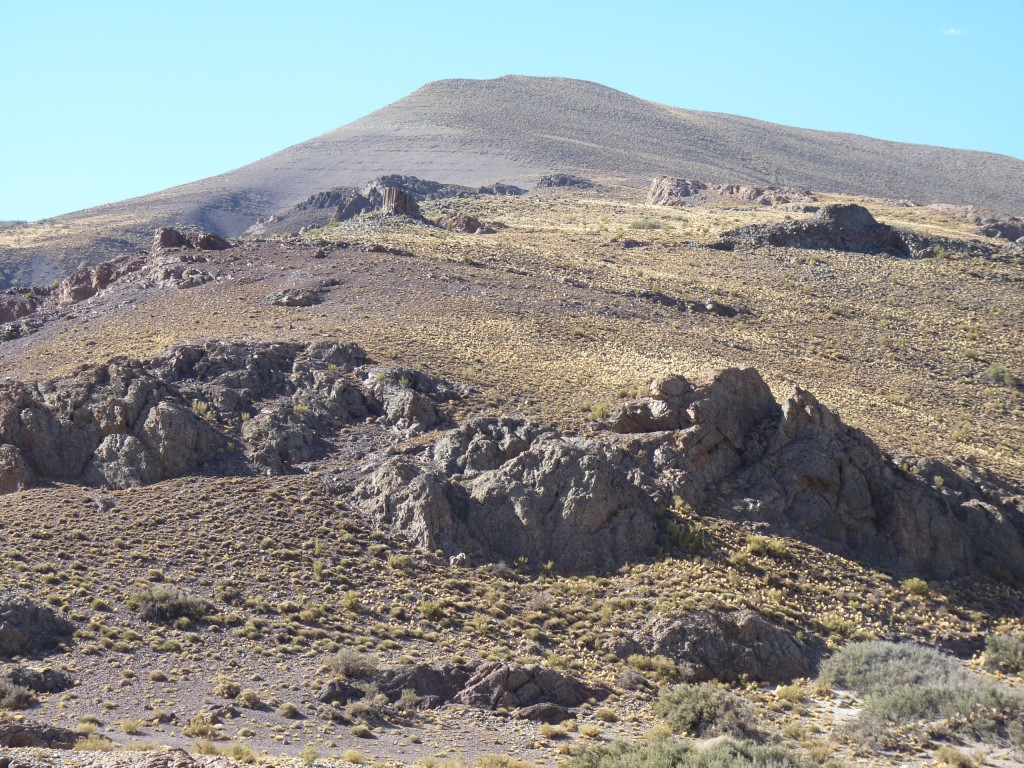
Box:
652, 683, 760, 740
127, 586, 211, 623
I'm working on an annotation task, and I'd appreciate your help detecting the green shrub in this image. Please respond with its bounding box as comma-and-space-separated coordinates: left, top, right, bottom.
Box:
566, 737, 811, 768
900, 577, 930, 596
652, 683, 760, 739
984, 363, 1015, 387
127, 586, 211, 624
819, 640, 1024, 748
628, 219, 663, 230
985, 632, 1024, 676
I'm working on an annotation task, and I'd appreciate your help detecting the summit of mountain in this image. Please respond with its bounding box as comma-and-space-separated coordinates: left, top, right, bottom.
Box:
3, 75, 1023, 286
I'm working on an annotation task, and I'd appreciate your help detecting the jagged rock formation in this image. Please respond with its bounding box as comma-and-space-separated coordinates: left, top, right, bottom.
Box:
0, 341, 459, 492
0, 593, 72, 657
648, 177, 817, 207
380, 187, 420, 217
721, 204, 912, 255
6, 666, 74, 694
152, 227, 231, 253
354, 366, 1024, 581
603, 370, 1024, 582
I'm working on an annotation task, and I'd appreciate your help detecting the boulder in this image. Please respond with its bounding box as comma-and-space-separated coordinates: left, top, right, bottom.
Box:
0, 716, 78, 748
636, 610, 814, 684
190, 232, 231, 250
269, 288, 324, 307
364, 367, 458, 432
374, 662, 476, 704
0, 592, 72, 657
153, 227, 190, 250
8, 666, 75, 693
439, 212, 493, 234
456, 662, 608, 709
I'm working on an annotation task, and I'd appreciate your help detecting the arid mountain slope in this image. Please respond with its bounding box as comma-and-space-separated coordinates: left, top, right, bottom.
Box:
3, 76, 1023, 287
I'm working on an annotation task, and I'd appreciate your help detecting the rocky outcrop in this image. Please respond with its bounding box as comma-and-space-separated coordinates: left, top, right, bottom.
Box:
630, 610, 815, 684
152, 227, 232, 253
0, 716, 78, 748
456, 662, 609, 710
318, 659, 605, 719
926, 204, 1024, 243
0, 593, 72, 657
7, 666, 75, 693
722, 204, 912, 255
380, 187, 421, 217
537, 174, 592, 189
478, 183, 526, 196
151, 264, 213, 289
602, 371, 1024, 582
648, 177, 817, 207
0, 341, 461, 493
269, 287, 324, 307
356, 417, 659, 572
438, 212, 494, 234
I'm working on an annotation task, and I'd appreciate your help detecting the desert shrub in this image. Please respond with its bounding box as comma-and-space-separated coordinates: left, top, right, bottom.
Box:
652, 683, 761, 740
900, 577, 930, 596
626, 654, 678, 682
0, 680, 36, 710
127, 586, 211, 624
985, 632, 1024, 676
745, 535, 788, 558
818, 640, 968, 694
276, 702, 301, 719
475, 757, 540, 768
984, 363, 1015, 387
324, 648, 377, 680
566, 737, 811, 768
819, 641, 1024, 748
212, 676, 241, 699
628, 219, 663, 230
236, 688, 262, 709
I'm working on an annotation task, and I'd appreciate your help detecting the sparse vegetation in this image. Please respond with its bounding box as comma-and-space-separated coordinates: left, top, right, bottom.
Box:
127, 585, 211, 623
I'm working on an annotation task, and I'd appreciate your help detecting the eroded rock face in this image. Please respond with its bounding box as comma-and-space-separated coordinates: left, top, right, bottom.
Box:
537, 174, 592, 188
438, 212, 493, 234
648, 177, 817, 207
380, 187, 421, 217
723, 204, 912, 255
0, 593, 73, 657
635, 610, 815, 684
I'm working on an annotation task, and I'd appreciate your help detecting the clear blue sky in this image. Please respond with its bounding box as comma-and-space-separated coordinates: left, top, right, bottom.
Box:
2, 0, 1020, 221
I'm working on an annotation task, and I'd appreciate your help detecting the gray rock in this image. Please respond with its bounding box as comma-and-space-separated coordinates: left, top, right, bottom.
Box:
636, 610, 814, 684
0, 593, 72, 657
8, 666, 74, 693
84, 433, 161, 487
0, 444, 32, 492
364, 367, 458, 432
455, 662, 608, 709
0, 716, 78, 748
516, 703, 573, 723
269, 288, 324, 307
